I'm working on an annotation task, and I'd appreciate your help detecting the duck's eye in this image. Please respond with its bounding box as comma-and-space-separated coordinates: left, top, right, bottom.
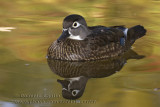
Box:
71, 90, 80, 96
72, 91, 76, 95
72, 21, 80, 28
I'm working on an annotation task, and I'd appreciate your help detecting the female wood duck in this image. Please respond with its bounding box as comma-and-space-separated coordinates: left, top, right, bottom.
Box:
47, 14, 146, 61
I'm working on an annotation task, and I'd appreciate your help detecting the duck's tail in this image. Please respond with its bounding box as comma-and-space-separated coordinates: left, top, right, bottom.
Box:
110, 25, 146, 46
126, 25, 146, 45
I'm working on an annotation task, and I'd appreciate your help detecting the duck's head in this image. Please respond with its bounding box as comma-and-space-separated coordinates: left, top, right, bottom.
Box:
57, 76, 88, 99
57, 14, 91, 42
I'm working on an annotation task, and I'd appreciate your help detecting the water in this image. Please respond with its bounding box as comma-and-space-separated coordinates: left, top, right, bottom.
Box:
0, 0, 160, 107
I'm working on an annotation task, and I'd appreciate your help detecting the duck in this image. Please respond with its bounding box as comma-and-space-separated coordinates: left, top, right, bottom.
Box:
47, 14, 146, 61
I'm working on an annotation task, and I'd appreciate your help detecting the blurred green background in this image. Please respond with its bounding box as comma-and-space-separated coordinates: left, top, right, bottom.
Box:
0, 0, 160, 107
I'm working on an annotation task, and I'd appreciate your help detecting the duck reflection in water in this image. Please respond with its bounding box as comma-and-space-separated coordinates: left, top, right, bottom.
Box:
47, 49, 145, 100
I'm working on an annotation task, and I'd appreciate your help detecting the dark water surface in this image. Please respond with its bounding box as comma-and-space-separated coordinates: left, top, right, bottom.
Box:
0, 0, 160, 107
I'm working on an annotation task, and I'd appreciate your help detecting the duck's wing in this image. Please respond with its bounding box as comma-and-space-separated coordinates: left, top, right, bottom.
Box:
87, 27, 125, 48
81, 27, 126, 59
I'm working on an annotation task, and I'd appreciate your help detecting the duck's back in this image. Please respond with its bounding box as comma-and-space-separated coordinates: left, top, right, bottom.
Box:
47, 26, 129, 61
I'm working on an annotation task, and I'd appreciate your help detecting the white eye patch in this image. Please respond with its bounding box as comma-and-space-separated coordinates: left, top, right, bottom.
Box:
72, 21, 81, 28
72, 90, 80, 96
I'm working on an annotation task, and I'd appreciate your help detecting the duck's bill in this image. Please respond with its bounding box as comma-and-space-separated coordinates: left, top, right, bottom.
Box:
57, 30, 69, 42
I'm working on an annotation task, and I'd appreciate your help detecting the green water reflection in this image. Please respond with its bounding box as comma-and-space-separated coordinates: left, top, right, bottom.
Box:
0, 0, 160, 107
